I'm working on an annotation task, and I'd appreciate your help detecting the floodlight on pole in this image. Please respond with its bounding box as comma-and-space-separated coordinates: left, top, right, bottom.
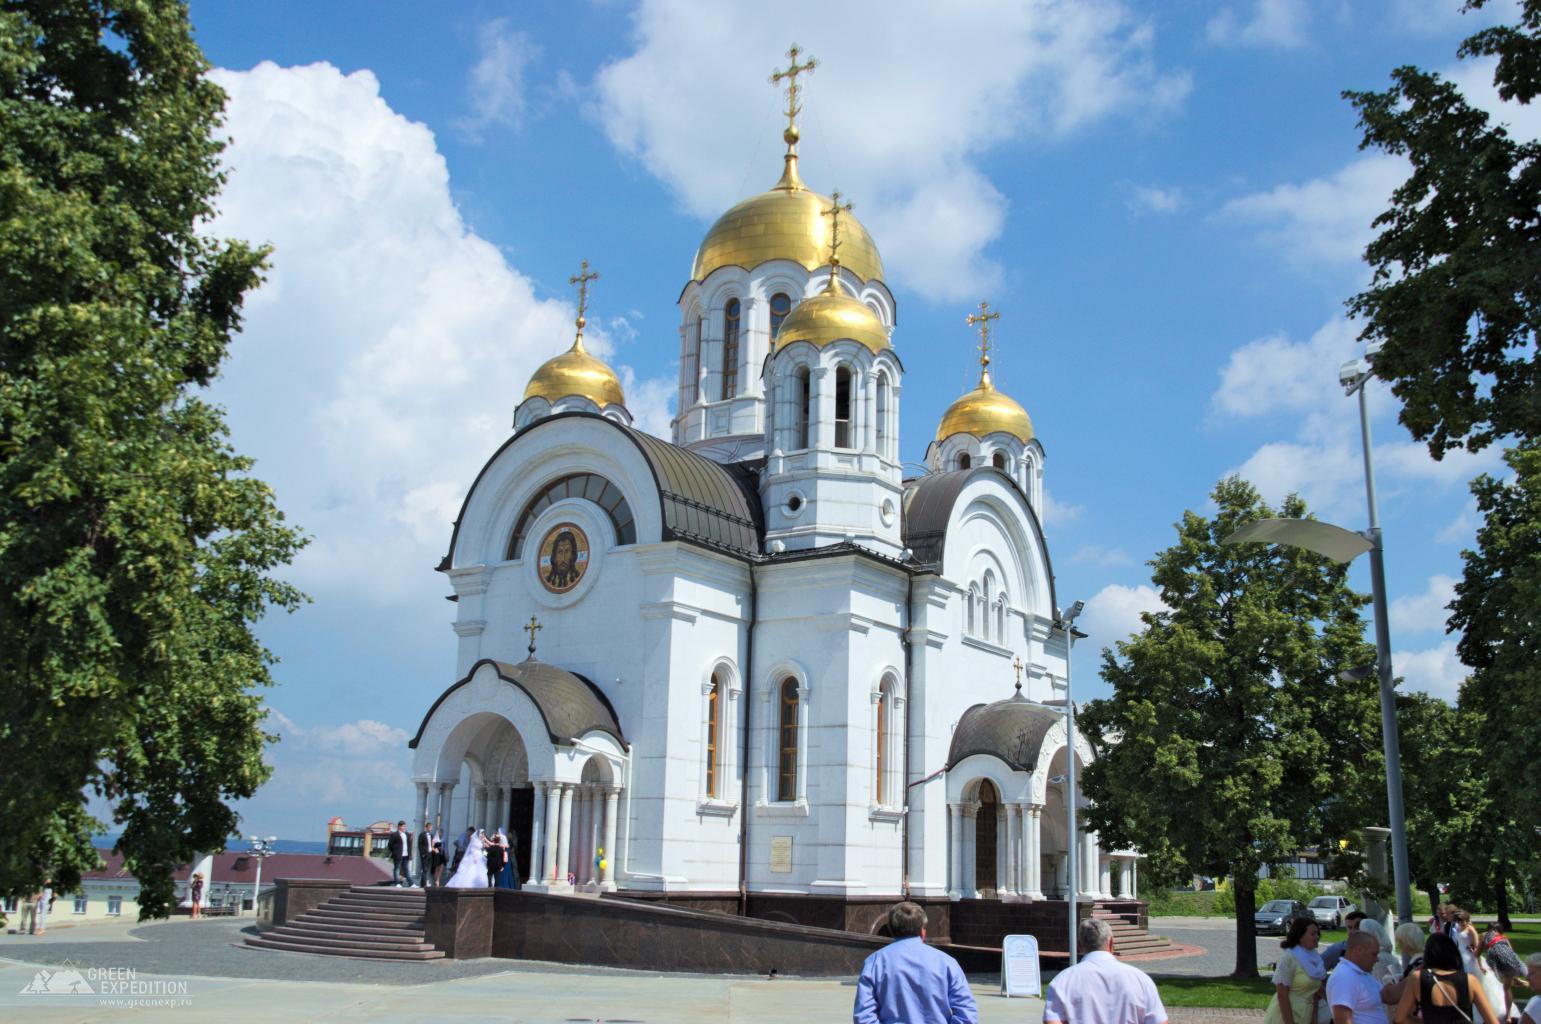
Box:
1055, 599, 1086, 965
1221, 343, 1412, 928
248, 835, 277, 918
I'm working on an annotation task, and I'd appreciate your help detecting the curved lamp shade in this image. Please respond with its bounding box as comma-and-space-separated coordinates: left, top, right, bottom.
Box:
1222, 518, 1373, 565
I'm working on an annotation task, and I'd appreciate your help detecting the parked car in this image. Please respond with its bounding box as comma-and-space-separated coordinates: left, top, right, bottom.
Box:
1307, 895, 1356, 927
1255, 899, 1310, 935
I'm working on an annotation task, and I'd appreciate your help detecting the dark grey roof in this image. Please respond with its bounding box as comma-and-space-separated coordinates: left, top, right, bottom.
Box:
900, 467, 1057, 614
408, 658, 625, 749
440, 412, 763, 570
947, 697, 1061, 772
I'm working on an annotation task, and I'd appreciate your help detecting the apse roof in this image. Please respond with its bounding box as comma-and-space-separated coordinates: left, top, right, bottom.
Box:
947, 697, 1062, 773
408, 658, 625, 749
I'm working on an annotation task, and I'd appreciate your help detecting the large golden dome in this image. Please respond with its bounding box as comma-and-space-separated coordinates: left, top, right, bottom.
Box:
691, 154, 885, 284
774, 287, 891, 353
523, 337, 626, 409
935, 371, 1034, 442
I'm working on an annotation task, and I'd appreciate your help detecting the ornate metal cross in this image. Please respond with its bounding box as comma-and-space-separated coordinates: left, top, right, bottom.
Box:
523, 615, 543, 657
570, 259, 599, 335
770, 45, 818, 137
822, 189, 853, 274
1012, 656, 1025, 695
967, 300, 1001, 375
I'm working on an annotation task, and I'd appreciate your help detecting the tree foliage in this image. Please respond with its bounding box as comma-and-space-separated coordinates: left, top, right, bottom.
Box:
1344, 0, 1541, 459
1080, 478, 1378, 978
0, 0, 304, 918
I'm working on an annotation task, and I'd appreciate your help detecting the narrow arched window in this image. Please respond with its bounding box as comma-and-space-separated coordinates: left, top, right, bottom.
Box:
694, 315, 705, 398
722, 299, 741, 399
834, 366, 852, 448
795, 367, 811, 449
958, 453, 971, 470
706, 672, 722, 799
875, 373, 890, 460
967, 585, 978, 636
778, 678, 799, 802
770, 292, 791, 338
992, 451, 1007, 470
996, 595, 1007, 644
875, 688, 888, 806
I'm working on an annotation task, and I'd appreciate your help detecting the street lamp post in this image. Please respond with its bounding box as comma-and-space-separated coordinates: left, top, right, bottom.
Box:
1222, 344, 1412, 927
1056, 599, 1086, 964
248, 835, 277, 917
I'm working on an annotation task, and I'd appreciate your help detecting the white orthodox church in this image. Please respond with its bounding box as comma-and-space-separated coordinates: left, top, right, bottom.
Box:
407, 56, 1139, 925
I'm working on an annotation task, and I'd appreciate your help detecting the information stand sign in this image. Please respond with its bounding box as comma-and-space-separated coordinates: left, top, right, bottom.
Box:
1001, 933, 1042, 999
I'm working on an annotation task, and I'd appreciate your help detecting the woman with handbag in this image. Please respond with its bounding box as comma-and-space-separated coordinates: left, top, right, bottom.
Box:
1264, 917, 1327, 1024
1393, 933, 1501, 1024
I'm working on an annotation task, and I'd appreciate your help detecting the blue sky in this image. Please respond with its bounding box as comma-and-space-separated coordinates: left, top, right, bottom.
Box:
174, 0, 1534, 840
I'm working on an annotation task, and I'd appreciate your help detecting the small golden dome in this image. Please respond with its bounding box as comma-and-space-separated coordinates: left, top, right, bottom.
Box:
774, 288, 891, 353
523, 336, 626, 409
691, 154, 885, 284
935, 372, 1034, 443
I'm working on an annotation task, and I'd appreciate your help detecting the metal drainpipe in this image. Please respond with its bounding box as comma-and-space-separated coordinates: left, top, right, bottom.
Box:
901, 572, 915, 899
737, 562, 757, 917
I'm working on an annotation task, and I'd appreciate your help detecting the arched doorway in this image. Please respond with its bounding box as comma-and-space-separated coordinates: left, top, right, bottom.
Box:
975, 780, 999, 896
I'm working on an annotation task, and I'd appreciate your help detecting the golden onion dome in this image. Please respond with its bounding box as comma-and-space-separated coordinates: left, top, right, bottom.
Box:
935, 371, 1034, 443
523, 336, 626, 409
691, 153, 885, 284
774, 287, 891, 354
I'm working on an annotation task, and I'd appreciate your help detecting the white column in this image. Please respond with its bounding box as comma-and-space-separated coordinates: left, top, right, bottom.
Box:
1026, 804, 1043, 899
963, 804, 979, 897
441, 784, 457, 837
1100, 855, 1112, 899
795, 686, 810, 804
541, 781, 561, 883
600, 787, 619, 889
1131, 858, 1138, 899
948, 803, 964, 898
474, 786, 487, 829
1083, 831, 1099, 898
576, 789, 593, 882
527, 782, 546, 885
555, 784, 574, 886
1003, 804, 1020, 897
589, 791, 603, 882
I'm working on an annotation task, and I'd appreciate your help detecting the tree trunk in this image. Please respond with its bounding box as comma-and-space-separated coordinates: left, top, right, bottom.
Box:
1494, 863, 1513, 932
1233, 875, 1259, 978
1425, 882, 1442, 922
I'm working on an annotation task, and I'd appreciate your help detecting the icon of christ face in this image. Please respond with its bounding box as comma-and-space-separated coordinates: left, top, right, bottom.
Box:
538, 523, 589, 593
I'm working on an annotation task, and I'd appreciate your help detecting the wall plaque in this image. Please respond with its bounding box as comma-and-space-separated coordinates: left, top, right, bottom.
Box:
1001, 934, 1041, 998
769, 836, 793, 873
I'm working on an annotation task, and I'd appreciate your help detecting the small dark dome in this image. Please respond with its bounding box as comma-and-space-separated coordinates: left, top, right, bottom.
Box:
947, 697, 1061, 772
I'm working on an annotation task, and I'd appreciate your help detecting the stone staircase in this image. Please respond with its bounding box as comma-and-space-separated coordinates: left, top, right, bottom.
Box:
243, 886, 445, 961
1095, 902, 1173, 958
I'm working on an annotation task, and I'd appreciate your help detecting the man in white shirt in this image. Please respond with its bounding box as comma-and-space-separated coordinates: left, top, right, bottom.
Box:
1521, 952, 1541, 1024
1326, 931, 1388, 1024
1043, 917, 1169, 1024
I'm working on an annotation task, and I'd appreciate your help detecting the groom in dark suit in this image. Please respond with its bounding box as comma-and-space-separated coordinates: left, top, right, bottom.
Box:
389, 820, 412, 887
416, 821, 435, 887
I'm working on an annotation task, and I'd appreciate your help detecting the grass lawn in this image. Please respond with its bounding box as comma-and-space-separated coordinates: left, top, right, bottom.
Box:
1317, 921, 1541, 957
1155, 976, 1277, 1009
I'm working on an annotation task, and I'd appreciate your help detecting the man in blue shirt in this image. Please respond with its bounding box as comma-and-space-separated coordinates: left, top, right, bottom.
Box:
854, 901, 978, 1024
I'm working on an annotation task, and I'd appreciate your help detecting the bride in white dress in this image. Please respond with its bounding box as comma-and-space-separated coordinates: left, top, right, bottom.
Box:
444, 830, 489, 888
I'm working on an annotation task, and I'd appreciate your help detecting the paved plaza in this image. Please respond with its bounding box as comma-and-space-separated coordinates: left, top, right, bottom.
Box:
0, 915, 1281, 1022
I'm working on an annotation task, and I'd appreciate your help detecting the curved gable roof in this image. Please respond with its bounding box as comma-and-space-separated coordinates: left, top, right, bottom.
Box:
947, 697, 1061, 772
408, 658, 625, 749
440, 412, 764, 571
901, 467, 1057, 614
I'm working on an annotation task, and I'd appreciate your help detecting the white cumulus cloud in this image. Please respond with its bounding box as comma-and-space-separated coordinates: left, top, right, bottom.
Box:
1390, 574, 1457, 636
1206, 0, 1311, 48
1221, 154, 1408, 270
1081, 582, 1167, 648
457, 18, 538, 140
591, 0, 1189, 300
1394, 640, 1467, 701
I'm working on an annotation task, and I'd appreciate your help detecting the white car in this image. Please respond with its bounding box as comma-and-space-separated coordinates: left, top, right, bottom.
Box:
1308, 895, 1356, 927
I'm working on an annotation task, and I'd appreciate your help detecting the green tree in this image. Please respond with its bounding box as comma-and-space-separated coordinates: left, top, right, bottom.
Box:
1344, 0, 1541, 459
1394, 692, 1479, 914
1080, 478, 1378, 978
0, 0, 304, 918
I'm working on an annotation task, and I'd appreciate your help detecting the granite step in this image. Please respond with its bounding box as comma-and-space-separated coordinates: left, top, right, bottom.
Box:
273, 923, 431, 945
243, 935, 445, 961
243, 886, 444, 962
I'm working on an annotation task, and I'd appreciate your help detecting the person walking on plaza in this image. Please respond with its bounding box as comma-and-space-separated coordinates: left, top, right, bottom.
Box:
1329, 931, 1394, 1024
1265, 917, 1327, 1024
852, 901, 976, 1024
452, 827, 471, 873
1479, 924, 1525, 1020
1390, 932, 1500, 1024
389, 820, 412, 887
1324, 911, 1368, 971
416, 821, 435, 887
1043, 917, 1169, 1024
485, 829, 506, 888
1520, 953, 1541, 1024
189, 872, 204, 919
1379, 922, 1429, 1006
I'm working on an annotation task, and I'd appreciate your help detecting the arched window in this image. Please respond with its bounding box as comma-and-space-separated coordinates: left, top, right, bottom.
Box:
794, 367, 811, 449
966, 584, 979, 636
693, 315, 704, 398
957, 453, 971, 470
507, 473, 636, 559
992, 451, 1007, 470
875, 686, 889, 806
706, 672, 722, 799
996, 595, 1007, 644
770, 292, 791, 338
777, 678, 799, 802
722, 299, 741, 399
834, 366, 853, 448
875, 373, 891, 460
982, 571, 997, 641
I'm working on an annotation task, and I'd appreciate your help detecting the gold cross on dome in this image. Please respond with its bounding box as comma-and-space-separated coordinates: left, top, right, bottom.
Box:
770, 45, 818, 139
569, 259, 600, 339
1012, 656, 1025, 695
967, 300, 1001, 377
822, 190, 853, 283
523, 615, 543, 658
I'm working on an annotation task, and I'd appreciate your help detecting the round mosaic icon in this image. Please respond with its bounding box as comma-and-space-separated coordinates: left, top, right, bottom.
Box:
537, 522, 590, 593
